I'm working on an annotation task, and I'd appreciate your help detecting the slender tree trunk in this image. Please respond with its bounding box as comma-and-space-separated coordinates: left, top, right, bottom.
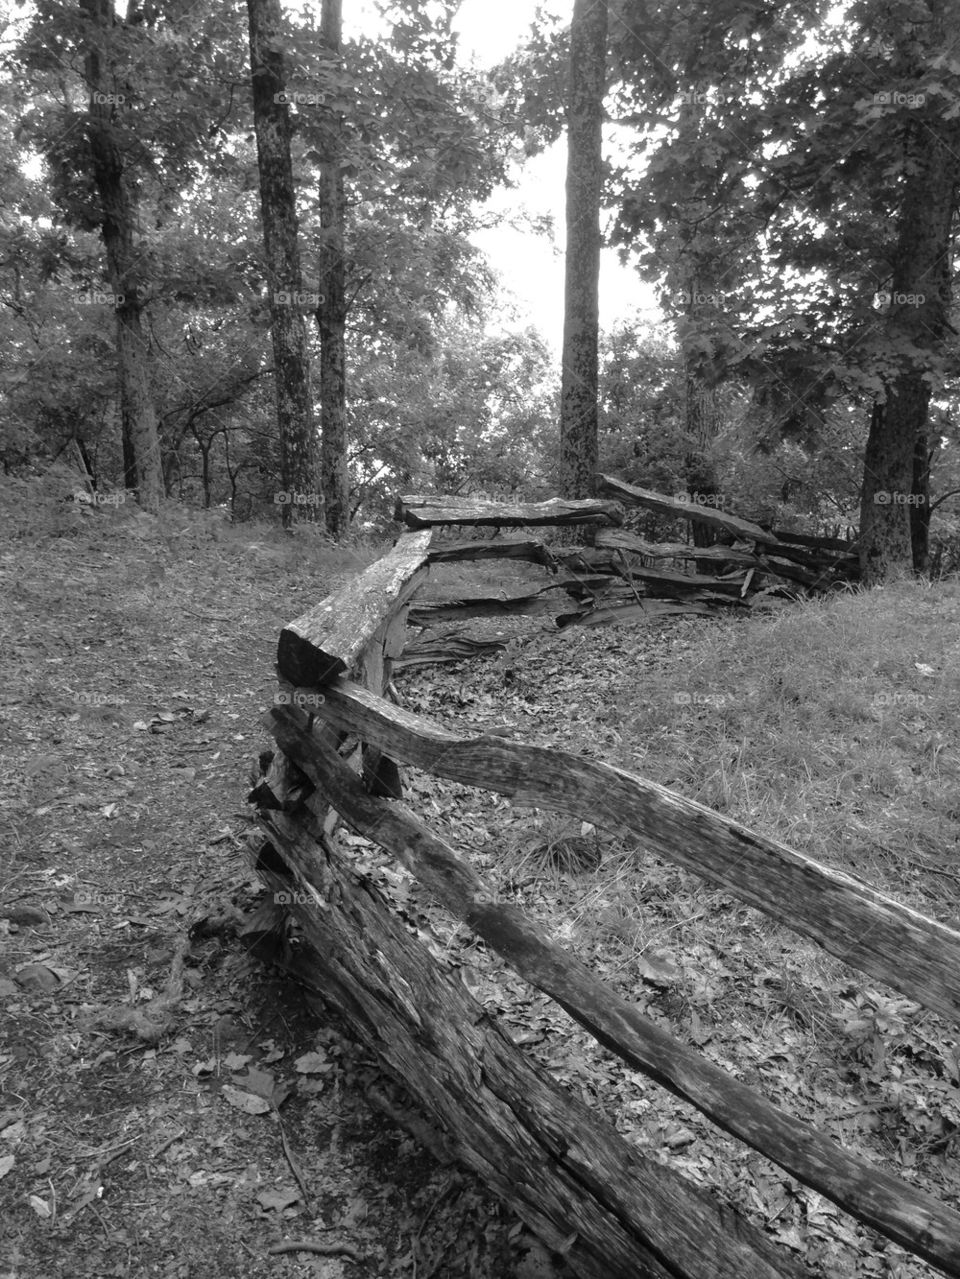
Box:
859, 4, 960, 583
673, 89, 724, 571
247, 0, 319, 528
684, 368, 720, 570
559, 0, 607, 502
74, 436, 96, 489
121, 415, 137, 493
911, 429, 933, 573
200, 439, 212, 508
317, 0, 350, 540
81, 0, 163, 514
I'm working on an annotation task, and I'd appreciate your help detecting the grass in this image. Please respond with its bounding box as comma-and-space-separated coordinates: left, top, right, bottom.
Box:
610, 582, 960, 909
5, 473, 958, 1277
400, 573, 960, 1275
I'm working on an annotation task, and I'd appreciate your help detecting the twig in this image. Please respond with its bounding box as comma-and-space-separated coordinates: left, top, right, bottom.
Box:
615, 548, 646, 609
274, 1111, 310, 1210
77, 1137, 138, 1164
150, 1128, 187, 1159
902, 859, 960, 885
76, 1145, 138, 1166
267, 1240, 367, 1260
833, 1103, 894, 1119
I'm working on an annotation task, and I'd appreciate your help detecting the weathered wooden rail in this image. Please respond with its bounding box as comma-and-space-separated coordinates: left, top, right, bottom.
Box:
247, 493, 958, 1279
395, 478, 857, 632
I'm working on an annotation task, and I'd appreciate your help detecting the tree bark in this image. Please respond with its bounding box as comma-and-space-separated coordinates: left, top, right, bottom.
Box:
317, 0, 350, 540
859, 5, 960, 583
559, 0, 607, 503
277, 529, 431, 686
81, 0, 163, 514
675, 90, 723, 572
684, 371, 721, 570
911, 426, 933, 573
399, 492, 622, 528
247, 0, 319, 528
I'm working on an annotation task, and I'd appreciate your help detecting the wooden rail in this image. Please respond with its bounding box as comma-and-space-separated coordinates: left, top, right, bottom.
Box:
250, 491, 955, 1279
265, 701, 960, 1276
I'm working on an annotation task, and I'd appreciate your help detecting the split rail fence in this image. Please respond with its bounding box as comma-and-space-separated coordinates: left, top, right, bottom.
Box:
246, 485, 959, 1279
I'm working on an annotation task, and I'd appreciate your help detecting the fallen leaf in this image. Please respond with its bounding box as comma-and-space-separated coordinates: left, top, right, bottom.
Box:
221, 1085, 271, 1115
257, 1186, 301, 1212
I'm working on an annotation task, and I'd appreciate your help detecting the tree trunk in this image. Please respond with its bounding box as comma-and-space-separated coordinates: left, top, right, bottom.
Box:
81, 0, 163, 515
859, 12, 960, 584
911, 427, 932, 574
684, 370, 720, 570
559, 0, 607, 503
317, 0, 350, 540
120, 412, 137, 494
247, 0, 319, 528
672, 85, 725, 574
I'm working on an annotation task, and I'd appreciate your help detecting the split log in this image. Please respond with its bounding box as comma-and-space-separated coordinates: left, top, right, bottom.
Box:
599, 564, 751, 596
547, 574, 623, 594
560, 582, 746, 607
262, 706, 960, 1277
595, 530, 853, 591
247, 748, 313, 812
427, 537, 557, 569
596, 474, 780, 545
753, 542, 858, 575
754, 555, 826, 590
254, 746, 805, 1279
399, 494, 624, 529
771, 528, 858, 552
409, 581, 597, 626
555, 547, 620, 575
393, 634, 508, 670
596, 529, 762, 567
558, 601, 721, 627
308, 679, 960, 1027
277, 530, 431, 687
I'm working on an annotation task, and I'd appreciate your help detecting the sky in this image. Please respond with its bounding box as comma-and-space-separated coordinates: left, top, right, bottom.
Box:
346, 0, 663, 352
13, 0, 662, 350
451, 0, 662, 350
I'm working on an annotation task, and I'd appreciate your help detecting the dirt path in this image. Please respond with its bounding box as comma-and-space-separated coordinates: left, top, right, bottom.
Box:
0, 489, 549, 1279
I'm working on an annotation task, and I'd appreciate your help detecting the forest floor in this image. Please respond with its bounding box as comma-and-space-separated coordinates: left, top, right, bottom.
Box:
1, 471, 959, 1279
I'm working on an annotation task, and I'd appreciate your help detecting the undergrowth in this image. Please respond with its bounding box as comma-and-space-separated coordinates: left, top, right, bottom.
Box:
611, 582, 960, 915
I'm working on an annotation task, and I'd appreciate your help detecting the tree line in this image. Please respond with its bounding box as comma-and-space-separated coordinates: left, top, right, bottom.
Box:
2, 0, 960, 582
